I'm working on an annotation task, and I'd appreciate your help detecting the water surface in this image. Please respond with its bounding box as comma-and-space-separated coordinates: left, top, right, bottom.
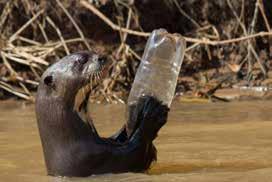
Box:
1, 100, 272, 181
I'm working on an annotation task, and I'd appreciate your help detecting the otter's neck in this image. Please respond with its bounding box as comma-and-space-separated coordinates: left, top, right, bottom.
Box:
36, 98, 91, 137
35, 96, 94, 172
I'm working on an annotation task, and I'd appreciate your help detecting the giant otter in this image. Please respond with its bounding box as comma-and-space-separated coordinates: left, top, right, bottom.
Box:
35, 51, 169, 177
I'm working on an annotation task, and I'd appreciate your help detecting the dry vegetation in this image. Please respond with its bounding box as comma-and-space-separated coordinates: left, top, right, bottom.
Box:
0, 0, 271, 102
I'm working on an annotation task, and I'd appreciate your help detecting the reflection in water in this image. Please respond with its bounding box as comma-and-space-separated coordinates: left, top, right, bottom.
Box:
1, 100, 272, 181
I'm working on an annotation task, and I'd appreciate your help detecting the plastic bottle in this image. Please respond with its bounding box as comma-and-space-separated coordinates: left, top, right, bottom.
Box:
126, 29, 186, 135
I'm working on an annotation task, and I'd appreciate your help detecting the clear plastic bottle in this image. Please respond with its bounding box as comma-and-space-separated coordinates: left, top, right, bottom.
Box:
126, 29, 186, 135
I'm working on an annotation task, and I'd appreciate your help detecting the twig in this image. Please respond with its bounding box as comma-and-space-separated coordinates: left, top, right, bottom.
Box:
80, 0, 272, 46
56, 0, 91, 51
3, 53, 39, 68
1, 51, 16, 75
117, 7, 132, 55
0, 81, 32, 100
185, 42, 200, 52
172, 0, 200, 28
0, 1, 12, 32
227, 0, 266, 76
28, 8, 49, 43
128, 46, 141, 61
9, 10, 44, 42
17, 36, 42, 46
249, 0, 259, 35
37, 21, 49, 43
13, 50, 49, 66
18, 82, 31, 96
1, 52, 35, 98
112, 93, 125, 104
29, 63, 42, 80
187, 32, 272, 45
248, 0, 259, 76
1, 76, 39, 86
80, 0, 150, 37
15, 76, 39, 86
41, 38, 84, 58
258, 0, 271, 32
46, 16, 70, 55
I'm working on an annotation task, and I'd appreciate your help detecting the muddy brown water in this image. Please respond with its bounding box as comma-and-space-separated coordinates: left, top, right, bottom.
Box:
1, 100, 272, 182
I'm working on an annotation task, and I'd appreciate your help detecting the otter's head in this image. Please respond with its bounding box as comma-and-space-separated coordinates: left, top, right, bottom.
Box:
36, 51, 108, 115
36, 51, 109, 174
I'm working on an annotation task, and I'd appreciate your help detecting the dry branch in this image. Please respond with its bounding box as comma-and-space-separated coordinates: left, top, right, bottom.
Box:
1, 0, 272, 102
80, 0, 272, 46
56, 0, 91, 51
9, 10, 44, 43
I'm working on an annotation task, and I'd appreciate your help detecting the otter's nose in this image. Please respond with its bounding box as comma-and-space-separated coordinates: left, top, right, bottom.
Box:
98, 56, 108, 66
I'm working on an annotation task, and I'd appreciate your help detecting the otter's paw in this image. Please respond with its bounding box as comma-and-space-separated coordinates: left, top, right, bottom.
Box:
137, 96, 169, 140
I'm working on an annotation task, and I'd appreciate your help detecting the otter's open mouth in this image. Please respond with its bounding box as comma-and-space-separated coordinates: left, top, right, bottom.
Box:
74, 59, 109, 125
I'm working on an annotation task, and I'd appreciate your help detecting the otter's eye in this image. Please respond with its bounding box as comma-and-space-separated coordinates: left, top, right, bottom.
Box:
44, 75, 53, 86
97, 56, 106, 65
78, 55, 89, 64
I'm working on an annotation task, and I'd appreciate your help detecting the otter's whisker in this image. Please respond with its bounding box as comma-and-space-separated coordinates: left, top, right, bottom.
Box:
95, 73, 99, 83
93, 74, 96, 82
95, 73, 99, 81
96, 73, 100, 84
90, 74, 93, 88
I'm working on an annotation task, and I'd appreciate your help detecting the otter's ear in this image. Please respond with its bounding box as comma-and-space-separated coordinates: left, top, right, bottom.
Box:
44, 75, 53, 86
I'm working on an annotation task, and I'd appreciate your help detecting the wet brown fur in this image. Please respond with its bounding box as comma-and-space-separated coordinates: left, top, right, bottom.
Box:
35, 52, 169, 177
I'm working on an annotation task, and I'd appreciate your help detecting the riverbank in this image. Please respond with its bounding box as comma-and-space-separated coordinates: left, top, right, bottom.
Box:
1, 1, 272, 102
2, 86, 272, 104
